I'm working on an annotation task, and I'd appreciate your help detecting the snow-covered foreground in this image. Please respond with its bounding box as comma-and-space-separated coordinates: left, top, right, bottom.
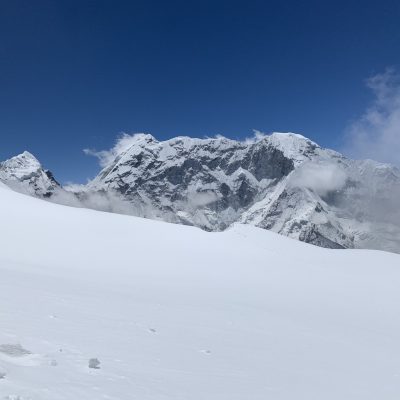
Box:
0, 183, 400, 399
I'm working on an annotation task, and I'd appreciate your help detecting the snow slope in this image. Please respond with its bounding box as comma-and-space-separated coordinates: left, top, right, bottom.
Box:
0, 183, 400, 399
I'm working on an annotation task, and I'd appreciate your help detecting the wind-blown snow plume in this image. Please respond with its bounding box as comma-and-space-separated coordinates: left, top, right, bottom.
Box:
84, 133, 149, 168
243, 129, 268, 144
345, 68, 400, 166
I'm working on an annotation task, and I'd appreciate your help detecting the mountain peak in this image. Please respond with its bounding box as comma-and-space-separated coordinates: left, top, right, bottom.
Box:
1, 151, 42, 177
0, 151, 59, 197
123, 133, 157, 148
20, 150, 38, 159
265, 132, 321, 165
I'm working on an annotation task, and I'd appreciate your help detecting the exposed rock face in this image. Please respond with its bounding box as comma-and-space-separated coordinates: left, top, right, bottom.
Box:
87, 134, 296, 230
2, 133, 400, 252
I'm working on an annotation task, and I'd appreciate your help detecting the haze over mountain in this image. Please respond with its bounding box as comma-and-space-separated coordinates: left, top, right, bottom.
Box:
1, 131, 400, 253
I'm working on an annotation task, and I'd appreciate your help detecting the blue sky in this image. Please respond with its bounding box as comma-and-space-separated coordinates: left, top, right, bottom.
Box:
1, 0, 400, 182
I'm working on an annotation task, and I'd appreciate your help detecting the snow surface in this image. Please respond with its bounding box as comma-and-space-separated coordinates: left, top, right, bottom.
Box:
1, 185, 400, 399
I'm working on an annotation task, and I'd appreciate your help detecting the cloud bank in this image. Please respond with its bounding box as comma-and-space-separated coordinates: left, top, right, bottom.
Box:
49, 186, 141, 216
344, 68, 400, 166
289, 161, 347, 197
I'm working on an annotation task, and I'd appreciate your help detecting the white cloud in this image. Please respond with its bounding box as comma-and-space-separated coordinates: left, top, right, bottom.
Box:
49, 186, 147, 217
186, 190, 220, 208
344, 68, 400, 166
289, 161, 347, 197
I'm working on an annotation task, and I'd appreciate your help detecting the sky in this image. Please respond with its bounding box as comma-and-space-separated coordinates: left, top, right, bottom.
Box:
1, 0, 400, 183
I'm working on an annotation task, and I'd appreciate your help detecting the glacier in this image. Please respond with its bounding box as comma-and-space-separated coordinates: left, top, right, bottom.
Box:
0, 179, 400, 399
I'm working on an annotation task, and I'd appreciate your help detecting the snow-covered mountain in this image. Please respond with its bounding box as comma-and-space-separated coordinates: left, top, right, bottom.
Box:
1, 178, 400, 399
86, 133, 400, 252
2, 132, 400, 252
0, 151, 60, 197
